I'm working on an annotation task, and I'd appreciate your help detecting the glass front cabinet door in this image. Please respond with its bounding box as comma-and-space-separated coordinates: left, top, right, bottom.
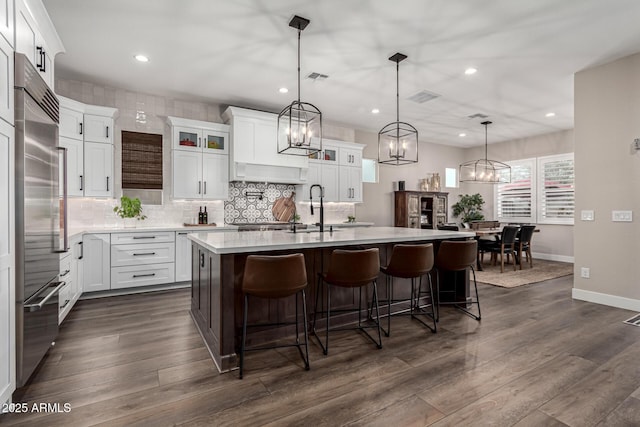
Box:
202, 128, 228, 154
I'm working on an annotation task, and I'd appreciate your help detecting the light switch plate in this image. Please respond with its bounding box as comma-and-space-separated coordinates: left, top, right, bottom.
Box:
581, 210, 594, 221
612, 210, 633, 222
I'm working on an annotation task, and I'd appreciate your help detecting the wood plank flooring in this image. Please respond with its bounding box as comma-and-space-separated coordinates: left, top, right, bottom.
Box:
2, 275, 640, 426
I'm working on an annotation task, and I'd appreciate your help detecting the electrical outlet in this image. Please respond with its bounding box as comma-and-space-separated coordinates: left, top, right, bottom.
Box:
581, 267, 590, 278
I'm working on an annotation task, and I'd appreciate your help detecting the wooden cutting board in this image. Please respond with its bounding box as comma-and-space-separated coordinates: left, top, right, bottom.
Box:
272, 192, 296, 222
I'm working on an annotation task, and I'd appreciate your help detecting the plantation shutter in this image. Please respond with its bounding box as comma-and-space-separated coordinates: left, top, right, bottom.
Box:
538, 154, 574, 224
495, 159, 535, 223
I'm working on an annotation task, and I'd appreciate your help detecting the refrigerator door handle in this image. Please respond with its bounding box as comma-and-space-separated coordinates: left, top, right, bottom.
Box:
55, 147, 69, 253
24, 281, 66, 312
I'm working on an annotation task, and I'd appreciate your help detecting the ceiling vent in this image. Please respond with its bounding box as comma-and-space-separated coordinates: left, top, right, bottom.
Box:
468, 113, 489, 120
407, 90, 440, 104
306, 72, 329, 81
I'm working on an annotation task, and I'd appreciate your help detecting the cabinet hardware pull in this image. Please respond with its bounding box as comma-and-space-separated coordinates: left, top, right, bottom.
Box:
61, 299, 70, 309
198, 181, 202, 194
133, 236, 156, 239
204, 181, 207, 194
78, 241, 83, 260
200, 252, 205, 268
106, 126, 109, 138
60, 269, 70, 277
133, 273, 156, 278
178, 232, 188, 235
79, 122, 83, 135
198, 137, 201, 147
106, 176, 109, 191
133, 252, 156, 256
36, 46, 46, 72
79, 175, 83, 191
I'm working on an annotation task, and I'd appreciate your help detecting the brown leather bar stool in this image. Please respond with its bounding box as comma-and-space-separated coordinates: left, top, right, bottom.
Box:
312, 248, 382, 355
380, 243, 436, 335
240, 253, 310, 379
434, 240, 481, 321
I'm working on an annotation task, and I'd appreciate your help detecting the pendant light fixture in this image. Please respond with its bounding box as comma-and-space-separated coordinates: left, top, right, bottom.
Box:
378, 53, 418, 165
459, 121, 511, 183
277, 15, 322, 156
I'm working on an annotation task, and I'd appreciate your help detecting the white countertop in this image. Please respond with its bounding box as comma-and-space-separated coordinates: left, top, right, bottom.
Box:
67, 224, 238, 240
188, 226, 475, 254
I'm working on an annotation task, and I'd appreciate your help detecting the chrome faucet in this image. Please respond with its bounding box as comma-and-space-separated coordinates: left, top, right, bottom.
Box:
309, 184, 324, 232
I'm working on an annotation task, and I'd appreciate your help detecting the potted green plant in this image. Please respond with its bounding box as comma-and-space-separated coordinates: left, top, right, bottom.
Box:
113, 196, 147, 227
451, 193, 485, 224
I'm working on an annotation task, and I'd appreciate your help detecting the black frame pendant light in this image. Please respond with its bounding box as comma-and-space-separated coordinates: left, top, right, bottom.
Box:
459, 121, 511, 183
378, 53, 418, 165
277, 15, 322, 156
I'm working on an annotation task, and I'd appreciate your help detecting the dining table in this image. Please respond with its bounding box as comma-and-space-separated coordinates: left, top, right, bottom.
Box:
473, 226, 540, 271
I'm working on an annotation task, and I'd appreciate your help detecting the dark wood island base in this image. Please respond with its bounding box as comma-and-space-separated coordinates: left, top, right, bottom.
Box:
188, 228, 474, 372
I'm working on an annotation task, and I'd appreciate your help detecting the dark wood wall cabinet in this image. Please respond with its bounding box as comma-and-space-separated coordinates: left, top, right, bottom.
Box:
394, 191, 448, 229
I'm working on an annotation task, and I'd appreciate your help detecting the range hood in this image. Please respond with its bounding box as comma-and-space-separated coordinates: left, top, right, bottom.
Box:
222, 106, 309, 184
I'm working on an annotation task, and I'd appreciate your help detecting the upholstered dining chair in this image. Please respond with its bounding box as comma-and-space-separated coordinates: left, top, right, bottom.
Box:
515, 225, 536, 269
479, 225, 519, 273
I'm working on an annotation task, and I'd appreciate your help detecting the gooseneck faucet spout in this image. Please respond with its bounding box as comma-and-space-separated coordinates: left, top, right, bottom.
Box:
309, 184, 324, 232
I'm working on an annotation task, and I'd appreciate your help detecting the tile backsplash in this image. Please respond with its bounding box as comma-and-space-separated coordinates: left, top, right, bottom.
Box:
223, 182, 356, 224
67, 198, 224, 228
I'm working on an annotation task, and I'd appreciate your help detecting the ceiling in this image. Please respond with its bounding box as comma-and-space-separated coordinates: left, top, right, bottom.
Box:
42, 0, 640, 148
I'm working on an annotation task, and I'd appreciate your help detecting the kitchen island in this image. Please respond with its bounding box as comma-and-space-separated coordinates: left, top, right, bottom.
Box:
188, 227, 475, 372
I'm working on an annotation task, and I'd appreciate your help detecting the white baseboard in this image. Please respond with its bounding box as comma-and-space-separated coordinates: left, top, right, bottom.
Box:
572, 288, 640, 312
531, 252, 574, 263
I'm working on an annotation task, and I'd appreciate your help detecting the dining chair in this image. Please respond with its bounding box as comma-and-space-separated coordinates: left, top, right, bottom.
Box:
515, 225, 536, 269
479, 225, 519, 273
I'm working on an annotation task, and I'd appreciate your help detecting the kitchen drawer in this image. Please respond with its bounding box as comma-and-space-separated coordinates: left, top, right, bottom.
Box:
111, 231, 175, 245
110, 242, 175, 267
111, 263, 175, 290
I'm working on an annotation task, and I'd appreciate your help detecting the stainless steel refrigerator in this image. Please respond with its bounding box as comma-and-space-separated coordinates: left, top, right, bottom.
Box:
14, 53, 67, 387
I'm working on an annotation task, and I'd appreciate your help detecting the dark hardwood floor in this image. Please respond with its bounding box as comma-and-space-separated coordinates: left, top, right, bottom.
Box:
3, 274, 640, 426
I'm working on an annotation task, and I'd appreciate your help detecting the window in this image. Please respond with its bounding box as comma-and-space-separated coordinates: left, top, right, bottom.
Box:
537, 153, 574, 224
362, 158, 378, 183
495, 159, 535, 223
445, 167, 458, 188
494, 154, 575, 225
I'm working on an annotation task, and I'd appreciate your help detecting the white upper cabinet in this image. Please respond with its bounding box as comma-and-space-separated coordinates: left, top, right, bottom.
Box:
83, 114, 113, 144
222, 106, 308, 184
58, 97, 117, 198
14, 0, 64, 88
59, 105, 83, 140
170, 117, 229, 155
169, 116, 229, 200
84, 141, 113, 198
58, 136, 83, 197
340, 146, 362, 167
339, 166, 362, 202
0, 0, 13, 47
0, 34, 13, 125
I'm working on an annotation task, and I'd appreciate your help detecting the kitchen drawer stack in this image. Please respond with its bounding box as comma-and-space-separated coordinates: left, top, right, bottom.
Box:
110, 231, 176, 290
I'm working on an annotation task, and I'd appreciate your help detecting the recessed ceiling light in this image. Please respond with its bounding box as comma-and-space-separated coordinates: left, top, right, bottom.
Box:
279, 87, 288, 94
464, 68, 477, 75
459, 133, 466, 137
134, 54, 149, 63
371, 108, 380, 114
545, 112, 556, 117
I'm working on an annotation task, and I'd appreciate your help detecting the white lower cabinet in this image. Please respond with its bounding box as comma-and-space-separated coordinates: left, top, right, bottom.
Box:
175, 232, 191, 282
58, 235, 85, 323
83, 233, 110, 293
111, 263, 175, 290
110, 231, 176, 290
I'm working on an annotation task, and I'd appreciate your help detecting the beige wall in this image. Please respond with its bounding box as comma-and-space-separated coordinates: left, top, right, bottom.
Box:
573, 52, 640, 310
353, 129, 466, 227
